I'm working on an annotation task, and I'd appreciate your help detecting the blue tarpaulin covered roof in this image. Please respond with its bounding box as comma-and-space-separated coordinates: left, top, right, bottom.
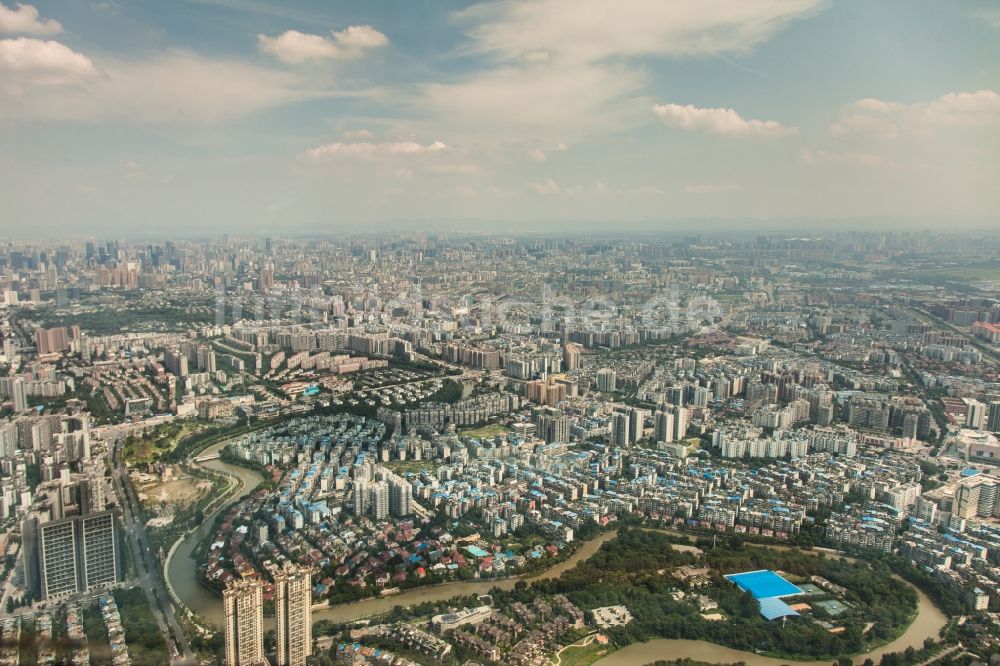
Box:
758, 597, 800, 621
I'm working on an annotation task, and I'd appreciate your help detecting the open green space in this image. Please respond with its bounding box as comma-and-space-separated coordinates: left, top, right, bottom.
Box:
557, 637, 611, 666
458, 423, 511, 439
123, 420, 215, 465
383, 459, 437, 475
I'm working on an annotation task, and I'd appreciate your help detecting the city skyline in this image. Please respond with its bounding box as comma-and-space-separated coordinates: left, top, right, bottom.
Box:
0, 0, 998, 235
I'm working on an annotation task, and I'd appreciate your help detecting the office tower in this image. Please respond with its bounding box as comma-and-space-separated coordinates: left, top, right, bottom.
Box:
389, 477, 413, 517
80, 511, 118, 590
12, 378, 27, 412
653, 409, 675, 444
224, 577, 265, 666
966, 400, 986, 429
370, 481, 389, 520
667, 386, 684, 407
611, 412, 630, 448
38, 517, 79, 599
987, 401, 1000, 433
596, 368, 616, 392
353, 480, 370, 517
271, 562, 312, 666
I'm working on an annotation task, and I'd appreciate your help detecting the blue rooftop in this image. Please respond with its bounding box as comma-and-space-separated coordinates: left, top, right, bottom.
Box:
758, 597, 801, 621
725, 570, 802, 599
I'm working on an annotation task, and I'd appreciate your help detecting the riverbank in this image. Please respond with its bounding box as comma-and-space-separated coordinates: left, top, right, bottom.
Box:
312, 530, 620, 624
592, 571, 947, 666
165, 441, 265, 627
167, 443, 620, 628
165, 451, 949, 666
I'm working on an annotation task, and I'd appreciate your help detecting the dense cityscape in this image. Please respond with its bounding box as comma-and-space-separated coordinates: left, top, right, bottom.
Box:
3, 0, 999, 664
0, 233, 996, 665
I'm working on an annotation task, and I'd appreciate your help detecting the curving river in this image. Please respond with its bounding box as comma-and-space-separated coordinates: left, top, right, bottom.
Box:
166, 442, 618, 628
166, 443, 948, 665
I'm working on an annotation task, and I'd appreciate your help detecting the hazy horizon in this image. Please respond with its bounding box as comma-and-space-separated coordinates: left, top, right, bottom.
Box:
1, 0, 998, 236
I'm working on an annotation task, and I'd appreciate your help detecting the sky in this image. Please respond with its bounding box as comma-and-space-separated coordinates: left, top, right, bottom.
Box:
0, 0, 998, 237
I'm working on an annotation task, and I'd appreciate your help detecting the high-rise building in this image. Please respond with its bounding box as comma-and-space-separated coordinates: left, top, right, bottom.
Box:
966, 399, 986, 429
370, 481, 389, 520
628, 408, 647, 443
389, 477, 413, 517
611, 412, 630, 448
271, 562, 312, 666
223, 577, 265, 666
12, 377, 27, 412
78, 475, 107, 515
653, 409, 675, 444
596, 368, 616, 392
952, 475, 1000, 520
672, 405, 689, 441
38, 517, 79, 599
987, 401, 1000, 433
33, 509, 119, 600
562, 343, 582, 371
80, 511, 119, 591
353, 479, 370, 517
34, 327, 69, 356
536, 408, 570, 444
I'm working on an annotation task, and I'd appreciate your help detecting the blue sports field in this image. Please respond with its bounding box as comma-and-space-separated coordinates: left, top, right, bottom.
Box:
724, 570, 802, 599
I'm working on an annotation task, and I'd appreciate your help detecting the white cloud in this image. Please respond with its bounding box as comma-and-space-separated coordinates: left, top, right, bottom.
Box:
419, 0, 820, 145
830, 90, 1000, 139
458, 0, 823, 65
968, 8, 1000, 29
0, 47, 329, 123
684, 184, 741, 194
301, 140, 448, 161
0, 37, 95, 83
0, 2, 61, 35
529, 179, 663, 196
421, 61, 646, 144
528, 178, 560, 195
258, 25, 387, 63
331, 25, 389, 50
652, 103, 796, 137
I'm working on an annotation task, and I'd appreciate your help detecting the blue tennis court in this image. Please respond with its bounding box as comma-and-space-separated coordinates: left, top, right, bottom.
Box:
725, 570, 802, 599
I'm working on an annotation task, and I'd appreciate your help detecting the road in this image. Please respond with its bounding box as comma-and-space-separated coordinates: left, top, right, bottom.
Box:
903, 306, 1000, 364
107, 433, 196, 664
